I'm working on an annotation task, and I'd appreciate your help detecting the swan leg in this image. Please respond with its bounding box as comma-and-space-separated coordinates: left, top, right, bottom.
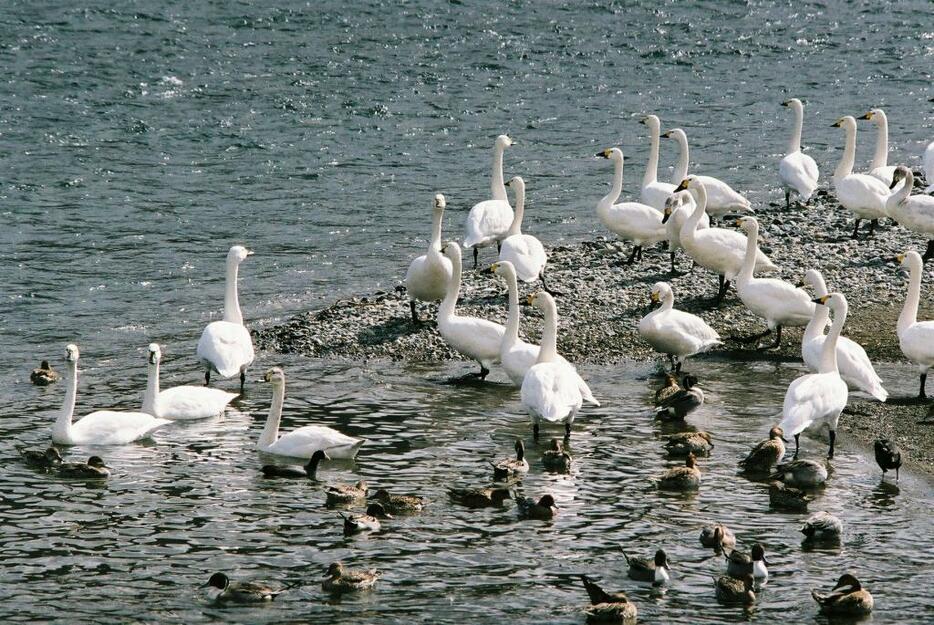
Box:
923, 240, 934, 263
496, 241, 502, 253
472, 247, 479, 269
409, 300, 419, 324
636, 246, 643, 261
240, 370, 246, 393
674, 358, 682, 374
784, 190, 790, 211
204, 369, 211, 386
850, 219, 862, 239
757, 326, 782, 351
868, 219, 878, 237
564, 422, 572, 438
540, 273, 563, 297
625, 245, 641, 265
670, 251, 677, 274
667, 353, 676, 371
827, 430, 836, 459
533, 422, 540, 439
920, 373, 928, 399
714, 278, 731, 306
793, 434, 800, 458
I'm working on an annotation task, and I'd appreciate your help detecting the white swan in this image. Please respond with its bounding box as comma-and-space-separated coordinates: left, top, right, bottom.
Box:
492, 260, 599, 405
779, 293, 850, 459
497, 176, 551, 289
257, 367, 364, 459
924, 140, 934, 193
857, 108, 897, 185
886, 166, 934, 262
52, 344, 171, 446
663, 190, 708, 273
896, 250, 934, 398
439, 241, 505, 379
735, 216, 815, 349
639, 115, 675, 211
463, 134, 515, 268
197, 245, 255, 390
596, 147, 667, 264
663, 127, 751, 218
779, 99, 820, 209
801, 270, 887, 401
520, 291, 585, 438
831, 116, 891, 239
143, 343, 237, 420
673, 176, 778, 304
638, 281, 721, 371
404, 193, 453, 323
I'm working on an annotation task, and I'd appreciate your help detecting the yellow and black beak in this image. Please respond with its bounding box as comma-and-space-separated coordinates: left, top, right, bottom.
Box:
674, 179, 689, 192
661, 131, 671, 138
735, 218, 743, 227
812, 295, 830, 305
489, 263, 499, 273
859, 111, 873, 120
595, 148, 611, 159
526, 294, 536, 306
895, 253, 905, 263
781, 100, 790, 107
830, 119, 843, 128
650, 291, 660, 303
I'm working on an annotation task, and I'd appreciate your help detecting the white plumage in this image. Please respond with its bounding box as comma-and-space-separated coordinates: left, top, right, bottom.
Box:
662, 191, 708, 272
404, 194, 453, 318
664, 128, 751, 217
924, 140, 934, 193
463, 135, 515, 258
896, 251, 934, 398
886, 167, 934, 252
638, 281, 720, 367
143, 343, 236, 420
497, 176, 548, 282
779, 98, 820, 207
858, 108, 896, 186
639, 115, 675, 211
831, 116, 891, 237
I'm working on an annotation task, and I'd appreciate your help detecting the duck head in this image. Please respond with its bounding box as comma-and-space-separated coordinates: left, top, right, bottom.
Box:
324, 562, 344, 579
751, 543, 769, 565
769, 426, 788, 442
514, 439, 525, 461
537, 494, 557, 508
365, 503, 392, 519
833, 573, 862, 591
87, 456, 109, 470
490, 488, 513, 504
204, 572, 229, 590
685, 453, 698, 469
307, 449, 330, 465
682, 375, 699, 390
371, 488, 391, 501
654, 549, 670, 569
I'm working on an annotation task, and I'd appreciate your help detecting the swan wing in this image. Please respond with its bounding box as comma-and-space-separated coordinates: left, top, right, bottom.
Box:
197, 321, 255, 378
405, 253, 452, 301
641, 182, 676, 211
521, 363, 583, 422
69, 410, 171, 445
499, 234, 547, 282
502, 341, 539, 386
266, 425, 364, 460
601, 202, 667, 244
835, 336, 887, 401
899, 321, 934, 366
439, 316, 505, 365
887, 195, 934, 234
835, 174, 890, 216
156, 385, 237, 420
464, 200, 513, 248
695, 175, 750, 213
779, 373, 847, 436
780, 152, 819, 199
738, 279, 815, 326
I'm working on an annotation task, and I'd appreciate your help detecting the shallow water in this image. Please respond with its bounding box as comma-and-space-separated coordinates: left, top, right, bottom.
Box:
1, 1, 933, 623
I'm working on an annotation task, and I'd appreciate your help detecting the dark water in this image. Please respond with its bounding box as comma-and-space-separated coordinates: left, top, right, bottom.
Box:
1, 1, 933, 623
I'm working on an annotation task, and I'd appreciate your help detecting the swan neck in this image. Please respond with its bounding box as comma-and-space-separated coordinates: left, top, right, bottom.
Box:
835, 123, 856, 179
872, 113, 888, 169
491, 143, 507, 202
428, 209, 444, 251
537, 302, 559, 364
223, 260, 243, 325
54, 360, 78, 442
440, 251, 461, 319
738, 224, 758, 283
788, 105, 803, 154
660, 290, 674, 312
599, 155, 623, 213
819, 301, 846, 373
503, 272, 521, 347
890, 171, 912, 206
898, 262, 921, 334
258, 383, 284, 447
643, 126, 660, 187
507, 185, 525, 237
673, 133, 689, 183
142, 360, 160, 415
685, 186, 707, 232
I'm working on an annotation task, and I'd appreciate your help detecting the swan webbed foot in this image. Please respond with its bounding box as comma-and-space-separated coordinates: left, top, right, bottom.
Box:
409, 300, 420, 324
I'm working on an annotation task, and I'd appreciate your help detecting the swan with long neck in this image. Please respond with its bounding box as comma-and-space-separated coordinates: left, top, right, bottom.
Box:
779, 98, 820, 209
857, 108, 896, 185
404, 193, 454, 322
662, 190, 707, 273
438, 242, 505, 380
734, 217, 815, 349
520, 291, 587, 438
801, 270, 887, 401
779, 293, 850, 458
831, 116, 891, 239
52, 344, 171, 446
673, 176, 778, 305
662, 128, 751, 217
896, 250, 934, 398
886, 167, 934, 262
463, 134, 515, 268
596, 147, 666, 264
142, 343, 237, 420
491, 261, 598, 403
196, 245, 255, 391
638, 281, 720, 371
257, 367, 364, 459
497, 176, 551, 290
639, 115, 676, 211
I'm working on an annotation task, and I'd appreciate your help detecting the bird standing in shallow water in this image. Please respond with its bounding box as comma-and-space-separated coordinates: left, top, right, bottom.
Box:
738, 426, 787, 475
873, 439, 902, 481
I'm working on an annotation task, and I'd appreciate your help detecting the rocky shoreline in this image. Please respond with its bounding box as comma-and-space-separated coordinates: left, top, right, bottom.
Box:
255, 186, 934, 472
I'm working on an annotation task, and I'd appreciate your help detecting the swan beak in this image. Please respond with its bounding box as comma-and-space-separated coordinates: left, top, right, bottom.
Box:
830, 120, 842, 127
895, 253, 905, 263
860, 111, 873, 120
661, 207, 671, 224
650, 292, 659, 303
596, 149, 611, 158
489, 263, 498, 273
674, 179, 689, 192
734, 218, 743, 227
661, 131, 671, 138
780, 100, 790, 107
526, 294, 535, 306
246, 250, 255, 256
889, 176, 902, 190
812, 295, 830, 305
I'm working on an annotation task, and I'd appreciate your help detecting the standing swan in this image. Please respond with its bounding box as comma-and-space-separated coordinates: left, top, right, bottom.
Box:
491, 260, 599, 405
463, 134, 515, 268
639, 115, 675, 211
638, 281, 720, 371
779, 293, 850, 458
521, 292, 585, 438
857, 109, 897, 185
831, 116, 891, 239
734, 217, 815, 349
596, 147, 667, 264
257, 367, 364, 459
662, 128, 751, 218
143, 344, 237, 420
895, 251, 934, 398
52, 344, 171, 446
404, 193, 453, 323
439, 242, 506, 380
801, 270, 887, 401
662, 190, 708, 273
197, 245, 255, 391
886, 167, 934, 262
779, 99, 820, 209
497, 176, 553, 292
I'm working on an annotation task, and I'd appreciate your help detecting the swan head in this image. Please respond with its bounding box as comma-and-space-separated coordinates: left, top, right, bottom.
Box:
769, 426, 788, 442
204, 572, 230, 590
812, 292, 847, 314
859, 108, 885, 123
673, 175, 698, 193
896, 250, 921, 276
889, 165, 910, 189
490, 260, 516, 279
661, 128, 686, 142
495, 134, 515, 149
527, 291, 556, 314
830, 116, 856, 131
735, 216, 758, 233
650, 281, 672, 304
147, 343, 162, 365
263, 367, 285, 386
596, 147, 622, 161
505, 175, 525, 194
227, 245, 253, 264
432, 193, 446, 212
802, 269, 827, 296
65, 344, 80, 363
639, 114, 660, 130
444, 241, 463, 263
781, 98, 803, 111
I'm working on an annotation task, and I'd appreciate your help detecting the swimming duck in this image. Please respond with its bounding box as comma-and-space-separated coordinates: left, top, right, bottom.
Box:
715, 573, 756, 605
325, 480, 368, 506
321, 562, 379, 594
658, 453, 701, 490
801, 511, 843, 542
699, 524, 736, 553
20, 446, 63, 470
654, 373, 681, 405
340, 503, 392, 535
30, 360, 60, 386
664, 431, 713, 457
541, 438, 572, 472
622, 549, 670, 585
447, 486, 513, 508
654, 375, 704, 421
261, 450, 329, 479
874, 438, 902, 481
812, 573, 874, 616
370, 489, 425, 514
492, 439, 530, 480
738, 426, 787, 475
203, 572, 290, 603
769, 459, 827, 488
516, 494, 558, 520
57, 456, 110, 479
581, 575, 638, 624
725, 544, 769, 581
768, 481, 813, 511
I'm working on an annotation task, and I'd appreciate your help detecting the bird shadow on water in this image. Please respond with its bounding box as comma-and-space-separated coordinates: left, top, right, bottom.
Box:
862, 480, 900, 510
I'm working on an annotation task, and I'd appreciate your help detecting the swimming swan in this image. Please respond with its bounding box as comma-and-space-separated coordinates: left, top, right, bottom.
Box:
639, 115, 675, 211
896, 250, 934, 398
831, 116, 891, 239
463, 134, 515, 268
404, 193, 453, 322
497, 176, 552, 290
779, 99, 820, 209
143, 343, 237, 420
663, 127, 751, 218
886, 167, 934, 262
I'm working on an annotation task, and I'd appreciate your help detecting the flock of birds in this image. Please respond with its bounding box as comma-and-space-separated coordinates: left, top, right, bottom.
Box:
18, 98, 934, 621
